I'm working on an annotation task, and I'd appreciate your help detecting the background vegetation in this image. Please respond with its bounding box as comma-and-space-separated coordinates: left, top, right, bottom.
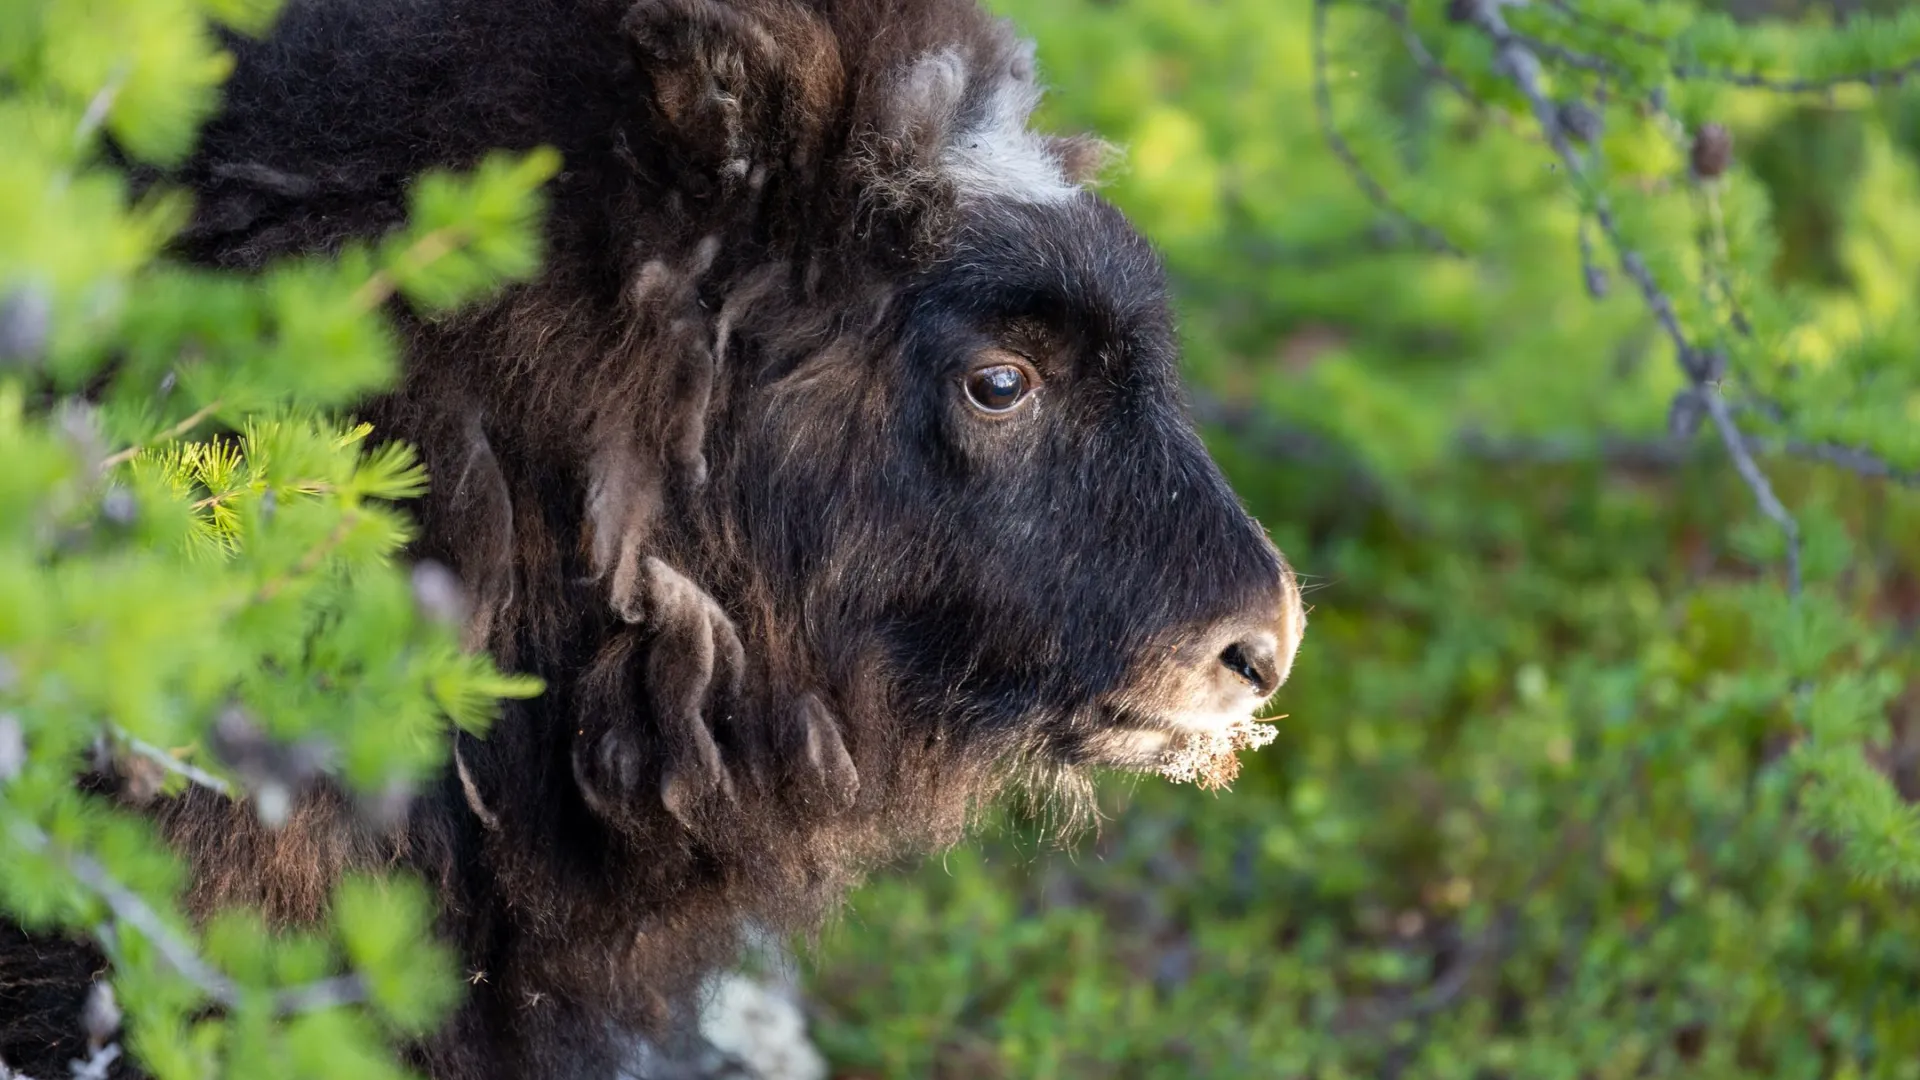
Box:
804, 1, 1920, 1077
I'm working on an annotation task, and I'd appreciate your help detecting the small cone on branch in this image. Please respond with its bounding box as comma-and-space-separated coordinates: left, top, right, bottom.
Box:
1691, 123, 1734, 179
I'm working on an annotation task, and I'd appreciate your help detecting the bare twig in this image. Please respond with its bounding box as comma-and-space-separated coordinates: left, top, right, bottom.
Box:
1361, 0, 1489, 110
251, 510, 362, 603
1457, 0, 1804, 596
112, 729, 232, 795
7, 818, 367, 1017
1674, 57, 1920, 95
1700, 391, 1800, 576
100, 400, 224, 469
270, 976, 377, 1015
1643, 89, 1775, 406
1347, 0, 1550, 148
1481, 430, 1918, 487
1505, 28, 1614, 76
1690, 178, 1754, 339
1230, 229, 1443, 269
1194, 385, 1919, 488
1456, 428, 1695, 470
72, 66, 130, 149
1787, 439, 1920, 485
350, 226, 467, 311
1509, 16, 1920, 95
1312, 0, 1462, 256
11, 822, 238, 1000
1540, 0, 1666, 48
1188, 392, 1353, 467
1577, 216, 1608, 298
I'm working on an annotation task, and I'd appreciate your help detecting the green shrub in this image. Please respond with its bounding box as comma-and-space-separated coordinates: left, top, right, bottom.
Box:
1, 1, 548, 1074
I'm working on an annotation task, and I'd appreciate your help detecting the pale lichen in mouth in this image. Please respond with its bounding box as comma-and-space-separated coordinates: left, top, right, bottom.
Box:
1155, 716, 1279, 791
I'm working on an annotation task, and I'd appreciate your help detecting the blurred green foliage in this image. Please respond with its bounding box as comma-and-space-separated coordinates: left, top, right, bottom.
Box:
806, 1, 1920, 1076
0, 0, 547, 1075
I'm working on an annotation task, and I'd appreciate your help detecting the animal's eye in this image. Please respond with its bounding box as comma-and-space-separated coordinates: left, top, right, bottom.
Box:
963, 355, 1039, 415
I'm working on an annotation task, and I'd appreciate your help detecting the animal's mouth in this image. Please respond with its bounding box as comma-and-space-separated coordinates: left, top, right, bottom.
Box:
1081, 704, 1280, 790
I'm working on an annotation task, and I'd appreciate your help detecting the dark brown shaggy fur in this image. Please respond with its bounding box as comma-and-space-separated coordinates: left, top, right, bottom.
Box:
1, 2, 1304, 1077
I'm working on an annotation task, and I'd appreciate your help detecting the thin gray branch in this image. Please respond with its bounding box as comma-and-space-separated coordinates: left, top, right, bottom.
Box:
1456, 428, 1694, 470
1787, 439, 1920, 485
1672, 58, 1920, 95
1540, 0, 1666, 48
1188, 392, 1356, 467
270, 975, 375, 1015
72, 66, 129, 149
1578, 216, 1608, 298
1312, 0, 1462, 256
112, 729, 232, 795
1506, 28, 1614, 76
1349, 0, 1541, 148
9, 821, 240, 1001
1194, 386, 1919, 490
1364, 0, 1490, 109
1701, 391, 1800, 568
1458, 0, 1804, 596
1691, 185, 1752, 340
1225, 220, 1458, 268
1510, 16, 1920, 95
7, 818, 367, 1017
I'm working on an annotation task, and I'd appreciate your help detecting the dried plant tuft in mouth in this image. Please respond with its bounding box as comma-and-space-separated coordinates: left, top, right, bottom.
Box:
1156, 717, 1280, 791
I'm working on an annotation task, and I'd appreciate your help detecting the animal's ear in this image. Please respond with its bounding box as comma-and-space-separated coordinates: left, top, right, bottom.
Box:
620, 0, 845, 197
862, 25, 1103, 215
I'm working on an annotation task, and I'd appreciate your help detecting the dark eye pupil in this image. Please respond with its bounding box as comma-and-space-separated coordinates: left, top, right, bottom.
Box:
967, 365, 1027, 411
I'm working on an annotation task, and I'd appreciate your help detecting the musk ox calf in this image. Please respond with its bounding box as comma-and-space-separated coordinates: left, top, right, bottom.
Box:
1, 0, 1304, 1076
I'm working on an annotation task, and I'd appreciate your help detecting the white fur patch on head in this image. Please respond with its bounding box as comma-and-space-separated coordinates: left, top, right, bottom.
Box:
897, 36, 1078, 206
942, 75, 1077, 205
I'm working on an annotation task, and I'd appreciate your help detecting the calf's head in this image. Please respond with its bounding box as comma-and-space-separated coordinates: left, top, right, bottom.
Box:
499, 1, 1306, 844
726, 196, 1303, 784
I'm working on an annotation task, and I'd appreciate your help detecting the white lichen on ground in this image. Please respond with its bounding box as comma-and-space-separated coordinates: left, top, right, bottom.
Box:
1155, 718, 1279, 791
697, 973, 827, 1080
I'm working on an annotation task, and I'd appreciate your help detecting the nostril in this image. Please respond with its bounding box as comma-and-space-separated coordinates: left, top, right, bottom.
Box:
1219, 634, 1281, 697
